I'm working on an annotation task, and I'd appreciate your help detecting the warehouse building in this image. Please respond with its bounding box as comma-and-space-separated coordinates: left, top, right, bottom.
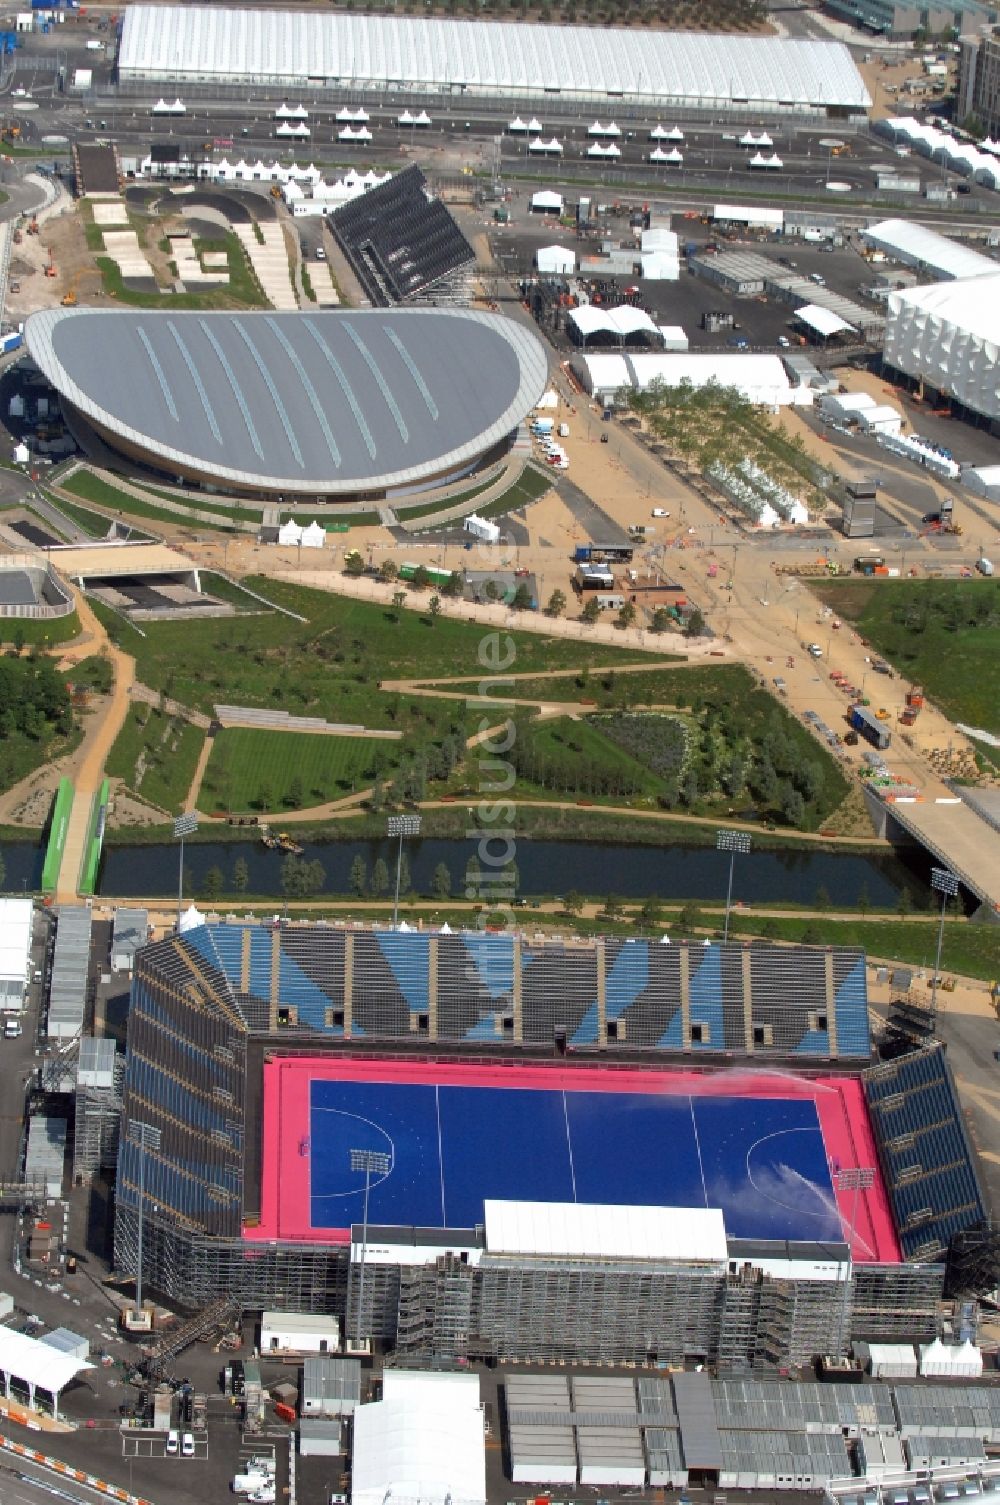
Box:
862, 218, 1000, 282
352, 1371, 485, 1505
0, 897, 33, 1013
118, 6, 870, 115
882, 273, 1000, 428
574, 351, 813, 408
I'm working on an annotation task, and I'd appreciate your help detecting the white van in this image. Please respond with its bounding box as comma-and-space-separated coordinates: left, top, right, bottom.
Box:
4, 1017, 22, 1039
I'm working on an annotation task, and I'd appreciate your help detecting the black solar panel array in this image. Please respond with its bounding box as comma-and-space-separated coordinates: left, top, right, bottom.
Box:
330, 165, 475, 306
864, 1045, 987, 1262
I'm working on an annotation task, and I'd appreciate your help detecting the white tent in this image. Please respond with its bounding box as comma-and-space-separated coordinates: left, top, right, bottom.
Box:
439, 921, 453, 934
641, 252, 679, 281
530, 136, 563, 154
537, 245, 576, 274
535, 390, 559, 411
527, 117, 543, 132
301, 521, 326, 549
919, 1338, 983, 1377
278, 520, 303, 546
178, 904, 206, 934
352, 1371, 486, 1505
530, 189, 563, 213
884, 272, 1000, 424
666, 126, 684, 141
508, 116, 528, 132
339, 126, 372, 142
587, 142, 620, 158
13, 442, 28, 464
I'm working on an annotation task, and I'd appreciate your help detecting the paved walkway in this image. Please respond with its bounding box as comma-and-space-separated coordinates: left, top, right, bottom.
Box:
54, 590, 134, 903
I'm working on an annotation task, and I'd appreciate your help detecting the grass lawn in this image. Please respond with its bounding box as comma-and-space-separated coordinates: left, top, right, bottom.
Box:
503, 714, 662, 801
811, 578, 1000, 735
0, 722, 81, 796
45, 491, 117, 539
94, 233, 267, 311
106, 704, 206, 815
92, 578, 652, 727
729, 913, 1000, 983
0, 612, 80, 649
60, 470, 232, 533
201, 728, 401, 813
427, 466, 552, 528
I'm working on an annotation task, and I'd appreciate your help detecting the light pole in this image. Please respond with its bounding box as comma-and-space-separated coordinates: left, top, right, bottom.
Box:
129, 1120, 161, 1322
349, 1147, 391, 1350
173, 812, 198, 923
717, 829, 751, 942
833, 1165, 874, 1352
387, 814, 420, 928
929, 867, 959, 1017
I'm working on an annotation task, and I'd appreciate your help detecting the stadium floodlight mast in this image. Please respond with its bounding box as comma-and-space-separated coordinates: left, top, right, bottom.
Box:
833, 1166, 875, 1351
129, 1120, 162, 1322
387, 814, 421, 928
716, 829, 751, 942
173, 812, 199, 923
929, 867, 960, 1016
349, 1147, 391, 1350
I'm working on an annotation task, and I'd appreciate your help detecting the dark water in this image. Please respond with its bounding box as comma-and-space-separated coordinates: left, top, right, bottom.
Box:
51, 833, 939, 908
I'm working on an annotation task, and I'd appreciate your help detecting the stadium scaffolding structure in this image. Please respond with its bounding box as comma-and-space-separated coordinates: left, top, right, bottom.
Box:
114, 922, 951, 1367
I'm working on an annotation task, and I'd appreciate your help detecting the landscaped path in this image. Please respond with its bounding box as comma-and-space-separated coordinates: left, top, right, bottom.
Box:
54, 590, 134, 903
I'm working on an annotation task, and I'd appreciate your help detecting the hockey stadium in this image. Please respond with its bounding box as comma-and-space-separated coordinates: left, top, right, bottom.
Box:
115, 921, 986, 1369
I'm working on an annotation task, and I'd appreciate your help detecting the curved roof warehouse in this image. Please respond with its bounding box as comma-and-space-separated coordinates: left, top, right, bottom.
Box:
25, 307, 548, 499
118, 5, 871, 113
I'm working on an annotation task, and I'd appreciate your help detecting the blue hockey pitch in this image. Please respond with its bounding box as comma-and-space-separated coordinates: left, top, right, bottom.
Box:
308, 1076, 841, 1241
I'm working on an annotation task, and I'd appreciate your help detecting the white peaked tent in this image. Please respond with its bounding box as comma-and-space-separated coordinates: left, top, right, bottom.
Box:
535, 390, 559, 411
530, 189, 563, 213
13, 443, 29, 464
178, 904, 206, 934
666, 126, 685, 141
439, 922, 453, 934
278, 520, 303, 546
919, 1338, 982, 1377
301, 521, 325, 549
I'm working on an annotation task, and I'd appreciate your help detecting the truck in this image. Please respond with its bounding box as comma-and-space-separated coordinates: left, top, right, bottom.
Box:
0, 332, 23, 356
530, 418, 553, 435
850, 704, 891, 750
234, 1474, 271, 1495
977, 556, 994, 576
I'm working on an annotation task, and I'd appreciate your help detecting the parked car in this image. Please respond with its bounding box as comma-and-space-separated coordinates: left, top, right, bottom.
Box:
182, 1433, 195, 1458
166, 1431, 180, 1456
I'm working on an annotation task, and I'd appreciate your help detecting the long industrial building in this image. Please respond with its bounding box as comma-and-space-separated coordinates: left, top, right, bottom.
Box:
117, 6, 871, 115
111, 920, 977, 1368
25, 307, 547, 500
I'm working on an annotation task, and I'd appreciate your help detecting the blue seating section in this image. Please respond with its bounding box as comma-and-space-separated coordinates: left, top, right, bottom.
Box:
864, 1046, 987, 1259
167, 925, 870, 1059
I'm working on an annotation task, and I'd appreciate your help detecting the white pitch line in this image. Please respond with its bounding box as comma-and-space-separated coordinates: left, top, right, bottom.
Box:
689, 1095, 708, 1208
435, 1083, 447, 1226
562, 1091, 578, 1203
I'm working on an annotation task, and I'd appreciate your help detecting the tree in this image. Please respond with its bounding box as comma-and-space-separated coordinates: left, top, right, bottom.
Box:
638, 895, 662, 930
370, 857, 390, 897
897, 887, 913, 919
678, 901, 701, 935
391, 590, 407, 619
428, 594, 442, 619
801, 923, 822, 946
464, 853, 481, 897
412, 564, 430, 590
344, 551, 365, 577
285, 774, 304, 809
650, 606, 671, 634
443, 571, 464, 599
760, 917, 781, 939
545, 589, 567, 618
581, 597, 601, 624
369, 776, 385, 813
781, 786, 806, 828
350, 855, 368, 896
857, 882, 871, 917
563, 889, 585, 916
380, 559, 399, 583
232, 855, 249, 894
255, 781, 272, 812
203, 865, 224, 901
617, 601, 637, 630
814, 885, 831, 912
432, 861, 452, 899
685, 607, 705, 638
603, 893, 624, 919
483, 579, 500, 603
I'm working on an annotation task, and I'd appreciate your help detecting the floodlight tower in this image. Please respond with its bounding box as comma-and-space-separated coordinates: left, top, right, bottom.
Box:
349, 1147, 392, 1349
929, 867, 959, 1016
387, 814, 421, 928
716, 829, 751, 942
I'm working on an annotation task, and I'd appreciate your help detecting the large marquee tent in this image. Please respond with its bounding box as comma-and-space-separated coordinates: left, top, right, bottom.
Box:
119, 6, 870, 112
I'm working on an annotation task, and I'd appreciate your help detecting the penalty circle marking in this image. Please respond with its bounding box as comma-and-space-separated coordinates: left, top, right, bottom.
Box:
309, 1107, 396, 1202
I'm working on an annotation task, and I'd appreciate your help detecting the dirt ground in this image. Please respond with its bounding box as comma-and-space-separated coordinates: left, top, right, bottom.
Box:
6, 191, 102, 319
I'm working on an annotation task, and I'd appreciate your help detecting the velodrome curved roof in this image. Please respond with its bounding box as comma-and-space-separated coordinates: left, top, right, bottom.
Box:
25, 308, 547, 495
119, 5, 870, 111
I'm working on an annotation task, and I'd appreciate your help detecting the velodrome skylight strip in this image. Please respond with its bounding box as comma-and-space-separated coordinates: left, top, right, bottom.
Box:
383, 326, 439, 421
197, 319, 264, 461
136, 325, 179, 422
302, 319, 377, 460
167, 320, 223, 445
342, 322, 408, 443
232, 320, 304, 469
264, 317, 341, 469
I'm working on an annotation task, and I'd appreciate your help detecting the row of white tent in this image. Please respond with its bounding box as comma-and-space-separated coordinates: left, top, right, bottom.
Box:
151, 97, 186, 115
880, 116, 1000, 188
274, 103, 308, 119
398, 109, 432, 127
649, 148, 684, 165
339, 126, 373, 142
749, 151, 783, 169
588, 142, 620, 158
650, 125, 685, 142
740, 130, 774, 147
276, 122, 311, 138
275, 104, 376, 123
276, 520, 327, 548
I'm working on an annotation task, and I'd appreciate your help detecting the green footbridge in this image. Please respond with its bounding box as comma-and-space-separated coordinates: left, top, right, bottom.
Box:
78, 778, 110, 897
40, 778, 74, 895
